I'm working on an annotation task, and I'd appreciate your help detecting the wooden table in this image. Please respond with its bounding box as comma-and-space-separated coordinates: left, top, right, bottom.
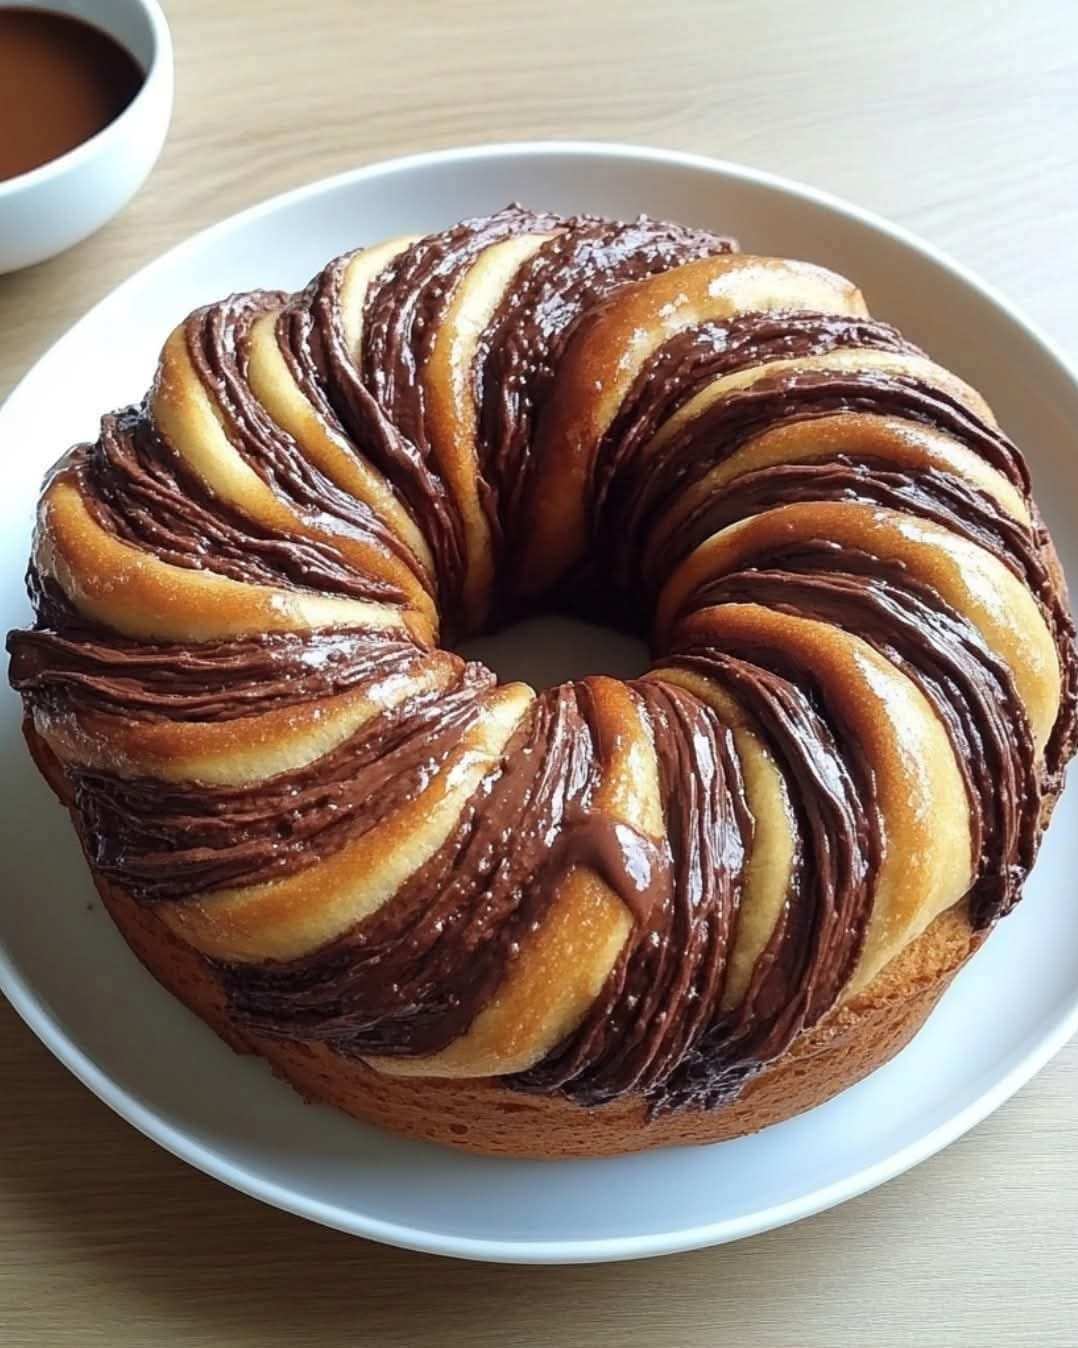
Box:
2, 1, 1076, 1342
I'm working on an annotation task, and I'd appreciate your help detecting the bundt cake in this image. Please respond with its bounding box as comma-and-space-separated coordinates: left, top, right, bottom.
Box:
8, 205, 1076, 1157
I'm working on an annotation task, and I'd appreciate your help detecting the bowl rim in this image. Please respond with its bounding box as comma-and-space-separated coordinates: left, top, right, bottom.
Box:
2, 140, 1077, 1263
0, 0, 173, 202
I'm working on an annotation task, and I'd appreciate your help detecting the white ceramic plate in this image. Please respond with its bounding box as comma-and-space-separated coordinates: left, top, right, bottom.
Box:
2, 143, 1076, 1264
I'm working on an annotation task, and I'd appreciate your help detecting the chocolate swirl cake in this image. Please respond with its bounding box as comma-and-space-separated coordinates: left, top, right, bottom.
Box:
8, 206, 1075, 1156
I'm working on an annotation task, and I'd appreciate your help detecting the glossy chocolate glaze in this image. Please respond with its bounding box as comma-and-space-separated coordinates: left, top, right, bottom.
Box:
285, 255, 465, 614
592, 311, 921, 544
184, 293, 430, 597
222, 681, 667, 1059
513, 679, 754, 1108
362, 206, 560, 454
7, 626, 426, 721
475, 215, 736, 546
70, 405, 400, 603
654, 655, 877, 1110
75, 663, 494, 899
617, 367, 1032, 565
691, 566, 1039, 929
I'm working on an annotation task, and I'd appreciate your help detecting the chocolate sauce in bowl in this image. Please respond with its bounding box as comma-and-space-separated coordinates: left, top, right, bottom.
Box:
0, 8, 144, 182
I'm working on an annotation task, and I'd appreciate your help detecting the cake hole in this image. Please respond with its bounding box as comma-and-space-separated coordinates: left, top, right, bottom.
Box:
449, 1122, 469, 1136
457, 614, 649, 691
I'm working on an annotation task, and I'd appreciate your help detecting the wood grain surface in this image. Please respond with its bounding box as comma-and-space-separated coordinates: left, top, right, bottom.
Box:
1, 1, 1076, 1343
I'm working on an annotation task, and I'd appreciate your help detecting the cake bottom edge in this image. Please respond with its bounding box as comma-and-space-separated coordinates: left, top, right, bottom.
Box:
102, 874, 976, 1157
26, 719, 984, 1159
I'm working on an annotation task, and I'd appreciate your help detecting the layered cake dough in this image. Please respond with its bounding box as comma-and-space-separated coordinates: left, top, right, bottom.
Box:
9, 206, 1075, 1155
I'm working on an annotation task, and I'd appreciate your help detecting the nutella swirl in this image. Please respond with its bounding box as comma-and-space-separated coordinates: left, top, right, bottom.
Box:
361, 205, 560, 454
648, 653, 879, 1111
618, 367, 1032, 561
696, 566, 1039, 929
592, 310, 921, 543
8, 626, 428, 722
514, 680, 752, 1107
222, 681, 670, 1058
72, 411, 397, 603
75, 663, 494, 899
276, 281, 464, 613
476, 215, 735, 543
184, 293, 429, 598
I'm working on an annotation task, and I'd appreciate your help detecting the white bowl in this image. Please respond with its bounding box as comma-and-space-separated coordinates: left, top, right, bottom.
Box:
1, 144, 1076, 1262
0, 0, 173, 274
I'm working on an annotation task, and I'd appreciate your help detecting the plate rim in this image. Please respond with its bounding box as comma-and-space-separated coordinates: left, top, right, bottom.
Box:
2, 139, 1077, 1264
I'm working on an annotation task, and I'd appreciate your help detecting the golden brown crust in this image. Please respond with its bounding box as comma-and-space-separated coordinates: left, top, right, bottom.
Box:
95, 839, 980, 1157
26, 720, 986, 1159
